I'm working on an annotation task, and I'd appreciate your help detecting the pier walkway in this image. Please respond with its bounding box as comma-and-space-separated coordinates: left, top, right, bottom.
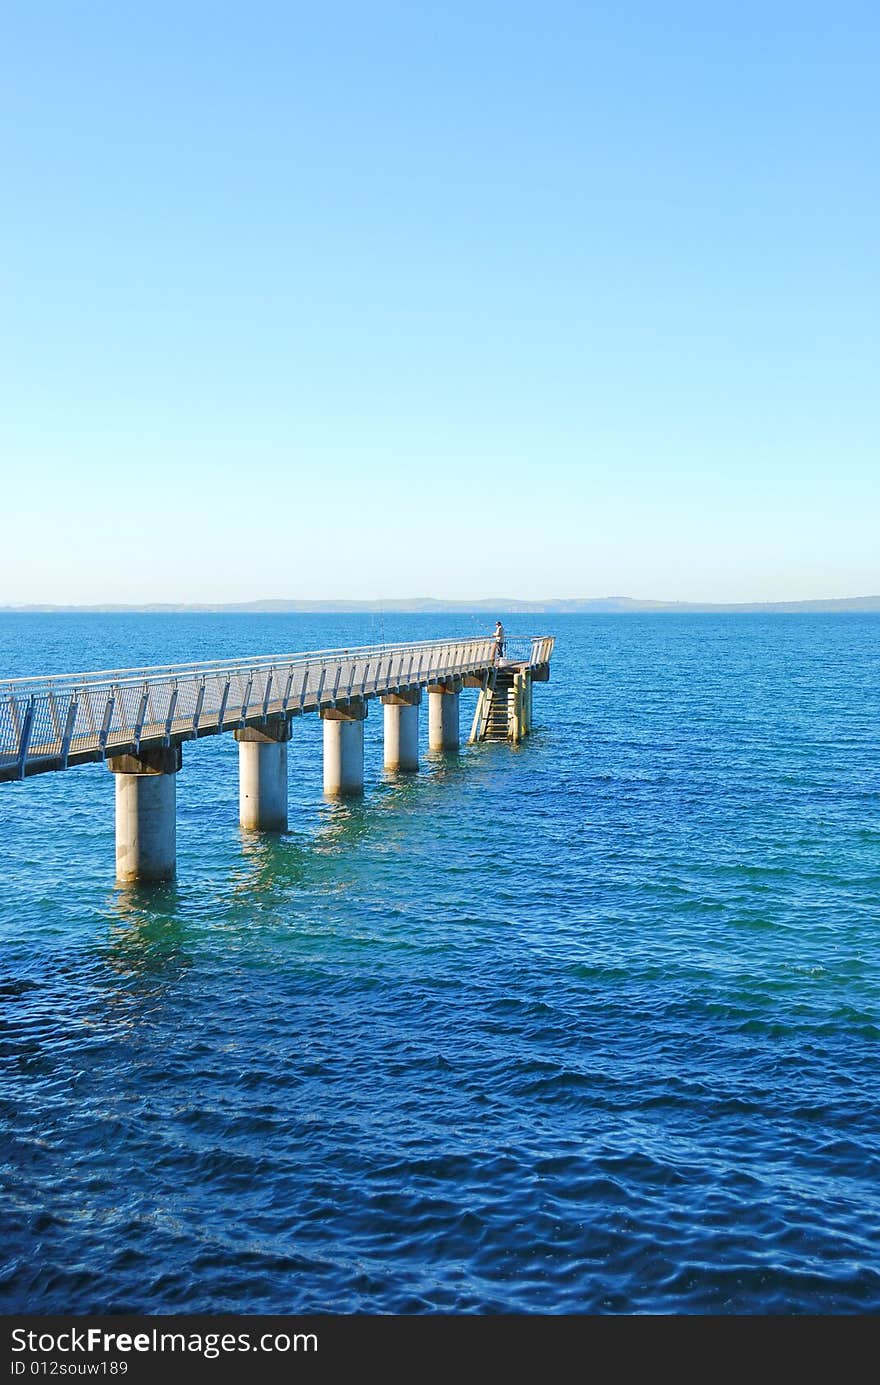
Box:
1, 635, 553, 881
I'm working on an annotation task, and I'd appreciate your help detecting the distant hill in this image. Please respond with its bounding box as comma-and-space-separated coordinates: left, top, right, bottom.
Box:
2, 596, 880, 614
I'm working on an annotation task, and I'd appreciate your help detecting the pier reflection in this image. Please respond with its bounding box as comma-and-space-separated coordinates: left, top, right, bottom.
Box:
100, 881, 190, 986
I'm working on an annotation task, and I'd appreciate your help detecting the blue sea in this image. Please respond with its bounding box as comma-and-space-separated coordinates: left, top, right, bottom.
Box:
1, 612, 878, 1314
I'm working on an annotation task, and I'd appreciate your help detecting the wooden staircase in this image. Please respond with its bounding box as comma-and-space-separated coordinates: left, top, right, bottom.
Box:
469, 667, 519, 743
483, 669, 515, 741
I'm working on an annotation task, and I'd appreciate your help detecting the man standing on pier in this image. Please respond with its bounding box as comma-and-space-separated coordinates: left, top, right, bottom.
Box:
494, 620, 505, 662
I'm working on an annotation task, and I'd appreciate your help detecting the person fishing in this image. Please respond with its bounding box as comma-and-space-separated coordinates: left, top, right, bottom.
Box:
493, 620, 505, 662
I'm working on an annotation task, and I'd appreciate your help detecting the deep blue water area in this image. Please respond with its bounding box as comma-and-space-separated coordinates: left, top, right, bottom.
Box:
1, 612, 878, 1313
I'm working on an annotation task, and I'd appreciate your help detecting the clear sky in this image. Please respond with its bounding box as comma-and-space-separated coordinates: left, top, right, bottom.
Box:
1, 2, 877, 604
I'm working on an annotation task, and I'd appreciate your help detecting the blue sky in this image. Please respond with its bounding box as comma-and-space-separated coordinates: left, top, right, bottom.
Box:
1, 2, 877, 604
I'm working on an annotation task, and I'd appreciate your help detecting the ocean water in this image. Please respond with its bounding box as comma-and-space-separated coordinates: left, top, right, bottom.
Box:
1, 611, 878, 1315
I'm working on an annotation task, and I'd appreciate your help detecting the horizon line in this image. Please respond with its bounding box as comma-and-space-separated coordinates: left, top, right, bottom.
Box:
1, 594, 880, 615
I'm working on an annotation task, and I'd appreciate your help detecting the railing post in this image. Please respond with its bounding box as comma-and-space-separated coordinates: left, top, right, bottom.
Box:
261, 671, 274, 722
99, 692, 116, 755
192, 682, 206, 738
238, 677, 253, 728
217, 678, 231, 731
133, 687, 149, 752
59, 697, 78, 769
163, 686, 179, 745
281, 669, 294, 713
16, 697, 36, 780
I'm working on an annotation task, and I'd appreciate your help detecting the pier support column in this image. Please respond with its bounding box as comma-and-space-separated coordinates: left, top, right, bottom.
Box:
321, 700, 367, 795
427, 680, 460, 752
381, 690, 420, 771
108, 745, 181, 883
234, 718, 291, 831
510, 670, 533, 742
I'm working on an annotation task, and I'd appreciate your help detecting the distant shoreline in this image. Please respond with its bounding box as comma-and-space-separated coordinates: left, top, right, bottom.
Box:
2, 597, 879, 615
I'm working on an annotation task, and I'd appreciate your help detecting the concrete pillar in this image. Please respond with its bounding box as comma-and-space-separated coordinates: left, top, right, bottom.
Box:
234, 719, 291, 831
381, 690, 420, 771
108, 745, 181, 883
427, 682, 460, 751
321, 700, 367, 795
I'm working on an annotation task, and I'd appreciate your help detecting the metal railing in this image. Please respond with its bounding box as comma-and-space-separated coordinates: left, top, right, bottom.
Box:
1, 635, 554, 782
495, 635, 554, 665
